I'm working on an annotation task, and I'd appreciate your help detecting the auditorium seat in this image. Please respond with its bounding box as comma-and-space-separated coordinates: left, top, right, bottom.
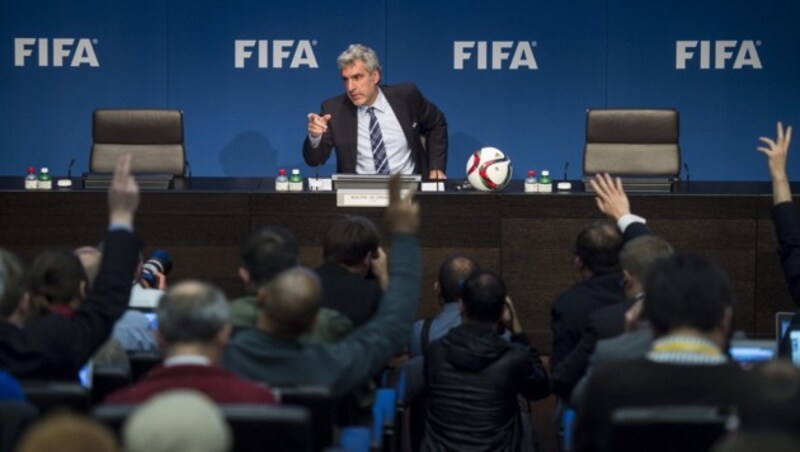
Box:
127, 351, 162, 381
93, 403, 313, 452
0, 401, 39, 452
274, 386, 335, 452
90, 109, 186, 176
21, 381, 92, 414
609, 405, 739, 452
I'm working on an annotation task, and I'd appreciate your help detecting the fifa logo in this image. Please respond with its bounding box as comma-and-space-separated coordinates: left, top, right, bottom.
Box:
14, 38, 99, 67
453, 41, 538, 70
675, 40, 762, 70
234, 40, 319, 69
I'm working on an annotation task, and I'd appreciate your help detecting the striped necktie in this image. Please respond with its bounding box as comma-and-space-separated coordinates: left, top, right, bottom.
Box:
367, 107, 390, 175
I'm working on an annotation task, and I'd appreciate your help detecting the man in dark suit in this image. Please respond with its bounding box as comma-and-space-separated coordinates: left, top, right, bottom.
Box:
303, 44, 448, 179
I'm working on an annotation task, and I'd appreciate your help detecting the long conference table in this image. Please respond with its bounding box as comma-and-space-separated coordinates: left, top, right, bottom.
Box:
0, 176, 795, 353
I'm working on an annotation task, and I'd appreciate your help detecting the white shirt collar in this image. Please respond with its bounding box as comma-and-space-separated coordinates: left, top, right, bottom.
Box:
164, 355, 211, 367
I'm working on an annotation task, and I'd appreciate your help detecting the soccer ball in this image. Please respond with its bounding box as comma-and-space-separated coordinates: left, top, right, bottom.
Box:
465, 147, 513, 191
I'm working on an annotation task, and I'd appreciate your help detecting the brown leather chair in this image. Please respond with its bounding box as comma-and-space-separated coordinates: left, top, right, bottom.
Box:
583, 108, 680, 192
90, 109, 185, 175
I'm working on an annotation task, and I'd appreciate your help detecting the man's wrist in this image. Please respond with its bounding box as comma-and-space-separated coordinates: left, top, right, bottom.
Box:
308, 134, 322, 148
617, 213, 646, 232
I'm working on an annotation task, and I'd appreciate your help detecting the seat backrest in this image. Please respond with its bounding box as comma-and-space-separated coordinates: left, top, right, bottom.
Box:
90, 109, 185, 175
609, 405, 738, 452
0, 402, 39, 452
127, 351, 162, 382
583, 108, 680, 176
274, 386, 335, 452
93, 403, 313, 452
21, 380, 92, 414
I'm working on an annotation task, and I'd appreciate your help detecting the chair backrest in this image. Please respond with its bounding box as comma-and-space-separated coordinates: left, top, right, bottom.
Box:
0, 402, 39, 452
274, 386, 335, 452
21, 380, 92, 414
90, 109, 185, 175
93, 403, 313, 452
91, 365, 132, 404
583, 108, 680, 177
609, 405, 738, 452
127, 351, 162, 382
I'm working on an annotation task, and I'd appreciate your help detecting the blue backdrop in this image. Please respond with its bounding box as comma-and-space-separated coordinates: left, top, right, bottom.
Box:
2, 0, 799, 180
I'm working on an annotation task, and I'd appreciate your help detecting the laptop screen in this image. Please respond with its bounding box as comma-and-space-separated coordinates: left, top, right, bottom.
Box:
729, 339, 776, 367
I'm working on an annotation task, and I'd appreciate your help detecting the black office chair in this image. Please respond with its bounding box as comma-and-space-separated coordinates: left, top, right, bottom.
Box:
0, 401, 39, 452
274, 386, 335, 452
21, 380, 92, 414
93, 403, 313, 452
90, 109, 186, 176
583, 108, 681, 192
608, 405, 739, 452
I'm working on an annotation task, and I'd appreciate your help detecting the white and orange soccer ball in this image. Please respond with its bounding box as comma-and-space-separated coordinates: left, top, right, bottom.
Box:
465, 147, 513, 191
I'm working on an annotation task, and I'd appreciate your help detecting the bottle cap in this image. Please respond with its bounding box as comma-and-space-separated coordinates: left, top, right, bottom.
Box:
278, 169, 286, 176
27, 167, 35, 174
291, 169, 300, 175
527, 170, 535, 177
541, 170, 550, 176
41, 167, 49, 173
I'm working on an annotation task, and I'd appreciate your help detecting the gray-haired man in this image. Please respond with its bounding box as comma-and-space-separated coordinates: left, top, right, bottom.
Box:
303, 43, 448, 179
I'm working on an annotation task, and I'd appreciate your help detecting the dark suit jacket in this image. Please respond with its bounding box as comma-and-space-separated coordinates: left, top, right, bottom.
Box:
302, 83, 448, 177
105, 364, 277, 405
0, 229, 139, 380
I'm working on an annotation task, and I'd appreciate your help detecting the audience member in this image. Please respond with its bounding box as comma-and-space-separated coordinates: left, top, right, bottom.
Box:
407, 254, 479, 358
574, 252, 742, 452
76, 246, 158, 353
756, 122, 800, 356
316, 215, 387, 327
711, 431, 800, 452
105, 281, 275, 404
0, 370, 24, 401
421, 271, 550, 452
123, 390, 231, 452
15, 412, 119, 452
550, 174, 650, 399
571, 235, 674, 404
222, 176, 421, 398
228, 225, 353, 343
0, 155, 140, 380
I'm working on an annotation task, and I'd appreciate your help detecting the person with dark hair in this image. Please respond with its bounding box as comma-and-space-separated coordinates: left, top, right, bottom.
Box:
574, 252, 743, 452
229, 225, 352, 343
303, 43, 448, 179
229, 226, 299, 327
407, 254, 479, 358
315, 215, 387, 328
550, 174, 650, 399
570, 235, 674, 404
25, 250, 89, 321
106, 281, 276, 404
421, 271, 550, 452
0, 154, 141, 380
222, 176, 422, 398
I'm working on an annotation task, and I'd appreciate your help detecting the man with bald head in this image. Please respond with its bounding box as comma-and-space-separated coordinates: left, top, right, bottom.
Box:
105, 280, 276, 404
223, 176, 422, 397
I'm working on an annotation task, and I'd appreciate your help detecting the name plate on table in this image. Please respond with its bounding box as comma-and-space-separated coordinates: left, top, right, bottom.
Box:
336, 189, 414, 207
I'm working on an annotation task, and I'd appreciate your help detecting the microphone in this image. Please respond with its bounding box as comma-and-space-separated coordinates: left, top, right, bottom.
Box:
67, 158, 75, 179
563, 161, 570, 181
683, 162, 690, 183
184, 159, 192, 179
